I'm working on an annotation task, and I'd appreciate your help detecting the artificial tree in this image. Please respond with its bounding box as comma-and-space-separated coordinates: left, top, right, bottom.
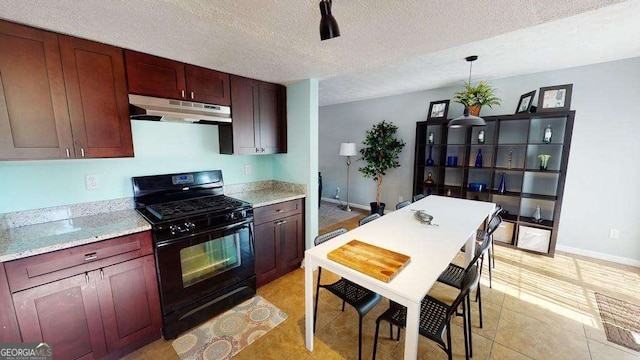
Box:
358, 120, 405, 215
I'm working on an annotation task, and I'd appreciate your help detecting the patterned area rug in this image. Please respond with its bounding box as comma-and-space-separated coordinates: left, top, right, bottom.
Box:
172, 296, 287, 360
595, 293, 640, 352
319, 200, 364, 229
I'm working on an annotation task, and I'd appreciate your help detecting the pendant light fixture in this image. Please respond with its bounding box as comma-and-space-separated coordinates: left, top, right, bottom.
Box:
319, 0, 340, 41
448, 55, 487, 128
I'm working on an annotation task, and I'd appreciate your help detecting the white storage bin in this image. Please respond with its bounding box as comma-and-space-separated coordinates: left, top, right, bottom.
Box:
517, 225, 551, 253
493, 221, 515, 244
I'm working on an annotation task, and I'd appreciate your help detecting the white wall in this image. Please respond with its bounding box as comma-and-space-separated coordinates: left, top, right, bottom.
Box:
319, 57, 640, 264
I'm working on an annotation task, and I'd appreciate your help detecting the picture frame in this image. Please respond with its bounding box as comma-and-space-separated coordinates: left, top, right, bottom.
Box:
537, 84, 573, 112
515, 90, 536, 114
427, 100, 449, 120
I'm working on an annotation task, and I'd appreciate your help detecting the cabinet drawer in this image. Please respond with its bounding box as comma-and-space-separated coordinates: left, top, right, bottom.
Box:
254, 199, 303, 225
5, 231, 152, 293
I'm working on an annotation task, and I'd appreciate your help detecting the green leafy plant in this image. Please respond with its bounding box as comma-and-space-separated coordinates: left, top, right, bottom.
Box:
453, 81, 502, 108
358, 120, 406, 205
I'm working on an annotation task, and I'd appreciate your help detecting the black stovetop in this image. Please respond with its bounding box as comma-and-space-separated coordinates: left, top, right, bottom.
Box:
145, 195, 247, 221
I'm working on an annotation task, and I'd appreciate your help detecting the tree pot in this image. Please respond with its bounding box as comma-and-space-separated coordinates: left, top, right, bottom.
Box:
370, 202, 386, 215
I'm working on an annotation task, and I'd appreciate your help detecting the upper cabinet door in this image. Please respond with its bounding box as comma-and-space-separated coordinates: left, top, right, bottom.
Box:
0, 20, 74, 160
59, 36, 133, 158
185, 65, 231, 105
230, 75, 260, 154
124, 50, 186, 100
258, 82, 286, 154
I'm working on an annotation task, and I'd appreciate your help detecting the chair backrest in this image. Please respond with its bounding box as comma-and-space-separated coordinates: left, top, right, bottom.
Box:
486, 212, 503, 236
314, 228, 347, 246
358, 213, 381, 226
413, 194, 425, 202
445, 264, 479, 319
396, 200, 411, 210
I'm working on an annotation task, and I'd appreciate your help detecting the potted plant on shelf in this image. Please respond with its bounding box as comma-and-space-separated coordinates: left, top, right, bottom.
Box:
453, 81, 501, 116
358, 120, 406, 215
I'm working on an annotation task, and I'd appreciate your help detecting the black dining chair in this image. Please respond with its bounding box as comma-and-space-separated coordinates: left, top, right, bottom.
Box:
372, 265, 479, 360
437, 228, 491, 346
412, 194, 426, 202
313, 228, 382, 360
395, 200, 411, 210
475, 209, 503, 289
358, 213, 381, 226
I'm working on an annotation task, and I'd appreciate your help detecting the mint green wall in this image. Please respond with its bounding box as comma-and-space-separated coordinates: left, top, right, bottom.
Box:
0, 121, 274, 213
274, 80, 319, 248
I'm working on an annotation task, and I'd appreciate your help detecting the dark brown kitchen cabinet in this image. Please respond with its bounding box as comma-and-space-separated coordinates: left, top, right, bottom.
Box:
125, 50, 231, 105
5, 231, 162, 359
219, 76, 286, 155
0, 20, 74, 160
0, 20, 133, 160
59, 35, 133, 158
253, 199, 304, 287
0, 264, 20, 343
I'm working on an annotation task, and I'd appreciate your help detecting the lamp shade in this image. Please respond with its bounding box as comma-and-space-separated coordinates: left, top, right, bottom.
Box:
339, 142, 357, 156
319, 0, 340, 40
448, 107, 487, 128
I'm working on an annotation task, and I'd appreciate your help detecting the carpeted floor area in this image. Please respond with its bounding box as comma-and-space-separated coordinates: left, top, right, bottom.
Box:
318, 200, 367, 229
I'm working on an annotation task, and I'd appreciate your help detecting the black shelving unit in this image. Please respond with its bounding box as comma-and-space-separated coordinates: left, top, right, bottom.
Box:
412, 110, 575, 256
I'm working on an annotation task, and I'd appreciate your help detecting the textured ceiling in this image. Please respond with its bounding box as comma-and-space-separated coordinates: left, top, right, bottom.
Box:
0, 0, 637, 106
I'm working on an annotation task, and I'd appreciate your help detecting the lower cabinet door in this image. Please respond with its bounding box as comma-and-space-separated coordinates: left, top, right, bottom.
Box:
278, 213, 304, 273
12, 273, 108, 360
96, 255, 162, 355
254, 221, 279, 287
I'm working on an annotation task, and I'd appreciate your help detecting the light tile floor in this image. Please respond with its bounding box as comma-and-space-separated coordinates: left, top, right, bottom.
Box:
125, 218, 640, 360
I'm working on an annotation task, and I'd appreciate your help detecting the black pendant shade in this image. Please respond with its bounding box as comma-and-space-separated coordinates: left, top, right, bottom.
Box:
448, 55, 486, 128
319, 0, 340, 41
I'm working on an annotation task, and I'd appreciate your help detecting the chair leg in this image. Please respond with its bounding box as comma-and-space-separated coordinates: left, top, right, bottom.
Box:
462, 299, 469, 360
478, 284, 483, 329
466, 295, 473, 358
488, 254, 493, 289
389, 323, 392, 339
373, 319, 381, 360
446, 325, 453, 360
358, 315, 363, 360
396, 326, 401, 341
491, 237, 496, 268
342, 299, 346, 312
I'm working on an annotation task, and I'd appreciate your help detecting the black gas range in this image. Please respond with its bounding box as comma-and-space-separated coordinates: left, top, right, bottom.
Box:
133, 170, 256, 339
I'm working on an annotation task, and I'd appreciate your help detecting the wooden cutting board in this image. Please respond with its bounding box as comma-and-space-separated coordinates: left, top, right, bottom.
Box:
327, 240, 411, 283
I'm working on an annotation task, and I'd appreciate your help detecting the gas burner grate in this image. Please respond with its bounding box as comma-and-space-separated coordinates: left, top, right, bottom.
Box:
146, 196, 244, 220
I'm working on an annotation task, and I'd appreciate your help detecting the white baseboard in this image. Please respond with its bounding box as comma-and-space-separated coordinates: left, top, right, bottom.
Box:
556, 245, 640, 267
320, 197, 392, 214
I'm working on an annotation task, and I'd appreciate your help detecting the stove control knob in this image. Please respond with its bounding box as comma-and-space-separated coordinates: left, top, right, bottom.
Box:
185, 222, 195, 231
169, 225, 180, 235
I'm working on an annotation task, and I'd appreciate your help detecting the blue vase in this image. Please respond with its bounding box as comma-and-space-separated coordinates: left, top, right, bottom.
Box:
426, 146, 434, 166
498, 173, 506, 194
475, 149, 483, 168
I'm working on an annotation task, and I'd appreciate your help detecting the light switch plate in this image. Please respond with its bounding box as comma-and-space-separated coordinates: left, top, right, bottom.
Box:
86, 175, 99, 190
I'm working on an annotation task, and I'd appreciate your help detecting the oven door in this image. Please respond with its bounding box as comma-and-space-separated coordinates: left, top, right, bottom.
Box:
155, 220, 255, 316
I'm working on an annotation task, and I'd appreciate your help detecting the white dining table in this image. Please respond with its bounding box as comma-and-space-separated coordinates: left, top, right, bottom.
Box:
304, 195, 495, 360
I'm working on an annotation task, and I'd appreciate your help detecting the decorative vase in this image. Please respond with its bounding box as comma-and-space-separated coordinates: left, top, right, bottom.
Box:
478, 129, 485, 144
538, 154, 551, 171
469, 105, 482, 116
428, 132, 434, 145
475, 148, 483, 168
426, 146, 434, 166
543, 125, 553, 143
424, 172, 436, 195
498, 173, 506, 194
532, 205, 542, 223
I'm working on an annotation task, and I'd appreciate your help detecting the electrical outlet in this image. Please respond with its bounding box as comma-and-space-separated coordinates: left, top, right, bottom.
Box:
86, 175, 99, 190
398, 196, 403, 202
244, 164, 252, 175
609, 229, 620, 239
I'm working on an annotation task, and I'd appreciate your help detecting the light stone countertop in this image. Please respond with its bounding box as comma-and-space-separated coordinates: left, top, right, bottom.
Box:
0, 210, 151, 262
230, 189, 306, 207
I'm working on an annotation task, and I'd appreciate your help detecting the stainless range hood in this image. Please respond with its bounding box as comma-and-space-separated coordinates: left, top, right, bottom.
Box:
128, 94, 231, 124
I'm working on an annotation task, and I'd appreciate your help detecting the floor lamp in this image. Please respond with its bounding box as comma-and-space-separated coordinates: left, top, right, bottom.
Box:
339, 142, 357, 211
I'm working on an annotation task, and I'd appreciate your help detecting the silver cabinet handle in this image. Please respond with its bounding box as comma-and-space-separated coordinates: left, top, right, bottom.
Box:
80, 148, 85, 157
65, 148, 70, 158
261, 148, 265, 153
256, 148, 259, 153
181, 89, 185, 98
280, 220, 287, 225
190, 91, 194, 99
100, 269, 104, 280
276, 209, 283, 213
85, 272, 90, 284
84, 252, 97, 261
